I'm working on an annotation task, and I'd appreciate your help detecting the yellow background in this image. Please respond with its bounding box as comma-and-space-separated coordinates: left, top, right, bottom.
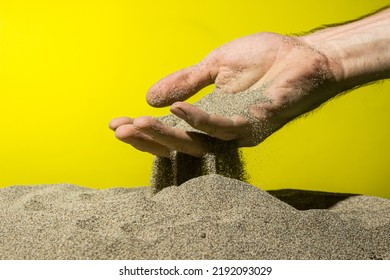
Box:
0, 0, 389, 197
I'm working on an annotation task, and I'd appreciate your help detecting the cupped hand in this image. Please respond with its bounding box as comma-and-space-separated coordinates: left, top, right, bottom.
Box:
110, 32, 341, 157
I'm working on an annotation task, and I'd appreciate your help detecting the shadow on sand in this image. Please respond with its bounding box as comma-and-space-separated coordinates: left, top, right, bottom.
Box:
267, 189, 359, 210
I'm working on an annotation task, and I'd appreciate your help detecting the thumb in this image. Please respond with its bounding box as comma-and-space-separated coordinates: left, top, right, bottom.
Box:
146, 61, 216, 107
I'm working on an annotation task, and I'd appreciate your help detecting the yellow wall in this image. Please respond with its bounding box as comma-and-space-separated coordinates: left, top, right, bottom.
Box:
1, 0, 389, 197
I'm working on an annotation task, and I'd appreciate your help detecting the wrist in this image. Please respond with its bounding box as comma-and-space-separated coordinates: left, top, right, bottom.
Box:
302, 8, 390, 92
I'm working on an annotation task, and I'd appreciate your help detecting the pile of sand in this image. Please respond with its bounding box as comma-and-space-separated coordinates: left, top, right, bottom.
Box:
1, 174, 389, 259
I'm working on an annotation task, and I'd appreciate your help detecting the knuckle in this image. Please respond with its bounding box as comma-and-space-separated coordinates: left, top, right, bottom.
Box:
133, 116, 155, 130
190, 118, 207, 129
190, 118, 216, 136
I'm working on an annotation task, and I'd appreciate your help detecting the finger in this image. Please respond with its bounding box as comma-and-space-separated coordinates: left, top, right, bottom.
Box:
115, 124, 170, 157
146, 60, 217, 108
133, 116, 207, 157
170, 102, 249, 141
109, 117, 134, 131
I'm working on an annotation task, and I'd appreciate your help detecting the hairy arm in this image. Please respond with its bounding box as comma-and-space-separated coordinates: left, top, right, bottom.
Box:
303, 7, 390, 90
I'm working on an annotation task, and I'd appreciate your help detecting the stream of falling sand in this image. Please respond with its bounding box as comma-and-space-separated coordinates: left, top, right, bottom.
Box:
150, 88, 271, 193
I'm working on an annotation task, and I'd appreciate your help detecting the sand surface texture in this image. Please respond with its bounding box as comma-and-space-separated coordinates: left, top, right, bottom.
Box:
1, 174, 389, 260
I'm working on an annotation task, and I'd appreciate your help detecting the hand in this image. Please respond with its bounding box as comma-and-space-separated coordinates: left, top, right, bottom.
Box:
110, 32, 341, 157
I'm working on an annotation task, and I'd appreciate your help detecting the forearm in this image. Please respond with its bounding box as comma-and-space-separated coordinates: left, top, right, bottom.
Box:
303, 7, 390, 92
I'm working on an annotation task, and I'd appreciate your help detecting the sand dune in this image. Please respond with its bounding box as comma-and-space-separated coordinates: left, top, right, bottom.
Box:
0, 174, 389, 259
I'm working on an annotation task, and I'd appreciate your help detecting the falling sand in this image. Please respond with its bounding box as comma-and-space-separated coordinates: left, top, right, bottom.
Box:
151, 88, 271, 192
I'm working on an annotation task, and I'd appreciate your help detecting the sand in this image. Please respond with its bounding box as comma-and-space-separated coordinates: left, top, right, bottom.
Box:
151, 90, 269, 192
1, 174, 389, 260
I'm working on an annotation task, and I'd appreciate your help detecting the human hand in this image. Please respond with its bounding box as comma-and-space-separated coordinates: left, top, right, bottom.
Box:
110, 32, 341, 157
